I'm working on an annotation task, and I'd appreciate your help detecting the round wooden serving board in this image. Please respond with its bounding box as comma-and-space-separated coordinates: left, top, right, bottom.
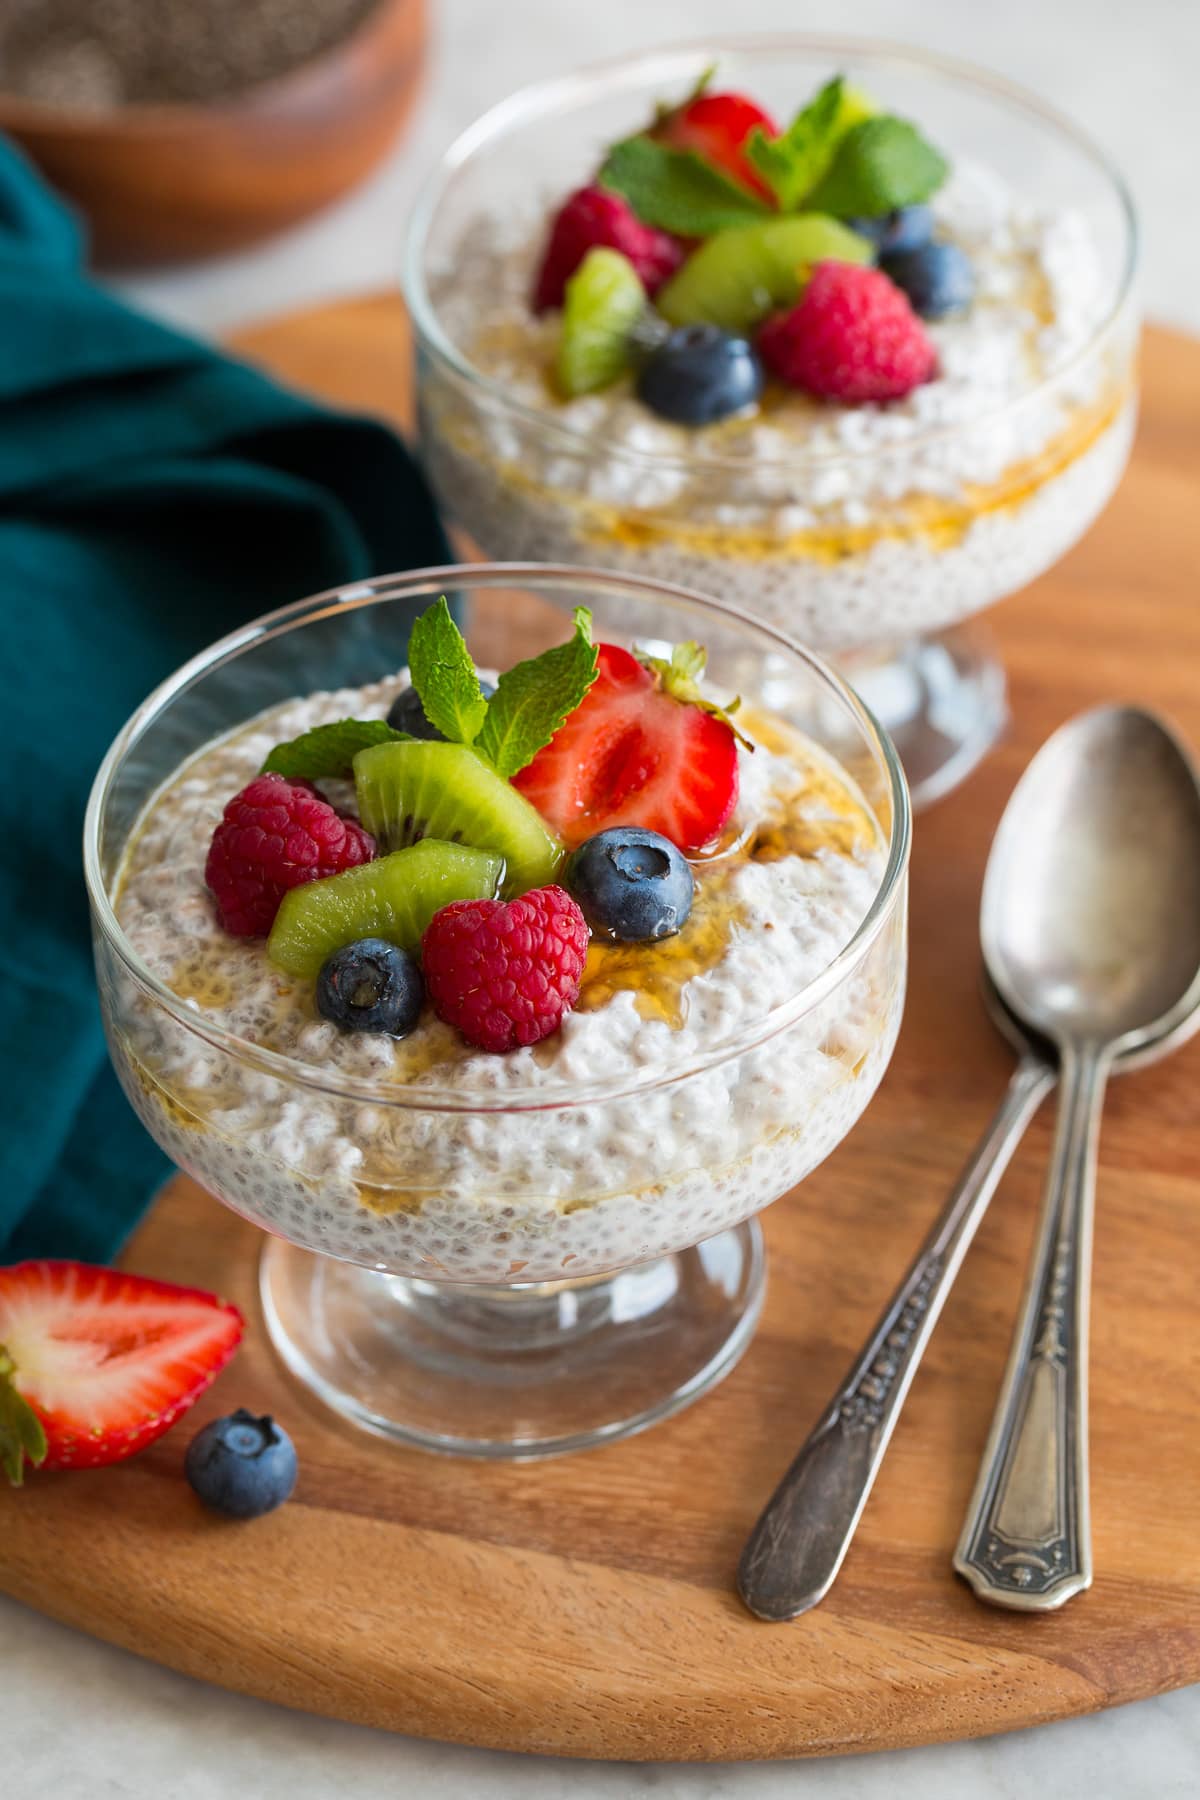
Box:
3, 307, 1199, 1762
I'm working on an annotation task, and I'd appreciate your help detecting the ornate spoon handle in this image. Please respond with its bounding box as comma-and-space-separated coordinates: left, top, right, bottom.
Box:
954, 1042, 1109, 1610
738, 1052, 1055, 1621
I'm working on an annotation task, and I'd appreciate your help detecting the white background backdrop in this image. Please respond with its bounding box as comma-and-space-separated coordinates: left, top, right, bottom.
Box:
12, 1, 1200, 1795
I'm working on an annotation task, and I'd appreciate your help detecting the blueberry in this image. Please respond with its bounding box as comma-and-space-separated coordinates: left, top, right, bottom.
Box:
185, 1409, 297, 1520
881, 241, 974, 320
637, 325, 763, 426
846, 205, 934, 257
387, 679, 494, 741
567, 828, 694, 943
317, 937, 424, 1036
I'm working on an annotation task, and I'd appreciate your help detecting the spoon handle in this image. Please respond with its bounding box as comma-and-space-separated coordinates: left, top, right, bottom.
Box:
737, 1051, 1055, 1622
954, 1042, 1109, 1610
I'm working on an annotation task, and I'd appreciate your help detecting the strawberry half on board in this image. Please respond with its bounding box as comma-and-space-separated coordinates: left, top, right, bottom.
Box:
654, 90, 779, 203
513, 641, 745, 854
0, 1261, 244, 1484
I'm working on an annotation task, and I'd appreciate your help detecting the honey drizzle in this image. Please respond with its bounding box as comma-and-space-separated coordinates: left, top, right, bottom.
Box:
578, 716, 877, 1029
455, 370, 1131, 566
355, 1180, 427, 1217
169, 961, 237, 1009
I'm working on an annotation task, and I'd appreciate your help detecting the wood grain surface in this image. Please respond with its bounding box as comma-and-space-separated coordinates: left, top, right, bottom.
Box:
2, 307, 1198, 1761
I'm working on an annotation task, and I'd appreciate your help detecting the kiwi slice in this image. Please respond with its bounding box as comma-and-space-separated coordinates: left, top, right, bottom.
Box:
556, 247, 647, 397
354, 740, 564, 897
267, 840, 504, 978
657, 214, 874, 334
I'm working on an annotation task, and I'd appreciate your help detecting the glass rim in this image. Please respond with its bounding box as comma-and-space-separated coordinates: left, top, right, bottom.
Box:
402, 31, 1140, 478
84, 563, 911, 1114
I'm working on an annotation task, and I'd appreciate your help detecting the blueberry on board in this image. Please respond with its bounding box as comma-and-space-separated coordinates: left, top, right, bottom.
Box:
387, 678, 495, 741
881, 241, 975, 320
317, 937, 424, 1036
846, 205, 934, 257
567, 827, 695, 942
185, 1410, 298, 1520
636, 325, 763, 426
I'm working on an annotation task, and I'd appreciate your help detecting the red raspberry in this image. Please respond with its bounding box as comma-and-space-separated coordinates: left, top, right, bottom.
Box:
205, 773, 375, 937
532, 185, 684, 313
758, 260, 937, 403
422, 885, 590, 1053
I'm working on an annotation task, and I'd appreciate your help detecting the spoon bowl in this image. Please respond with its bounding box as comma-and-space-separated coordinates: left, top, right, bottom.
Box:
982, 706, 1200, 1050
982, 963, 1200, 1076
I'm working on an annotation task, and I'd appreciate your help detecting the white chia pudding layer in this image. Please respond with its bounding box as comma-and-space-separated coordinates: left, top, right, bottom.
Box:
417, 164, 1136, 653
105, 676, 906, 1283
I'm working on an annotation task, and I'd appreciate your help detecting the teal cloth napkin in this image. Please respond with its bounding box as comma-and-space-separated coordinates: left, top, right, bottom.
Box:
0, 141, 450, 1264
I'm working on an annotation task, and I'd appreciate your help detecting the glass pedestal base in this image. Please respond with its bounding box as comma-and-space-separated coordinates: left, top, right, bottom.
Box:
259, 1221, 765, 1461
843, 623, 1007, 810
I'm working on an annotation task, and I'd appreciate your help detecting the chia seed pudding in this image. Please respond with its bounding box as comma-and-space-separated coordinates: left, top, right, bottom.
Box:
412, 71, 1137, 656
105, 672, 905, 1284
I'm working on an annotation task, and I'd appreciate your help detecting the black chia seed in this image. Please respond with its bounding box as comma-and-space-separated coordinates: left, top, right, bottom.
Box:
0, 0, 383, 110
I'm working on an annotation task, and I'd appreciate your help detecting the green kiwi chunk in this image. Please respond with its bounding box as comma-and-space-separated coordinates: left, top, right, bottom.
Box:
267, 840, 504, 978
556, 247, 646, 397
353, 740, 564, 897
657, 214, 874, 333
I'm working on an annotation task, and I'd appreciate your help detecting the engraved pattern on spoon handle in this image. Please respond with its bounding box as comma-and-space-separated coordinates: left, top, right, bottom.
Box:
737, 1052, 1055, 1622
954, 1042, 1109, 1611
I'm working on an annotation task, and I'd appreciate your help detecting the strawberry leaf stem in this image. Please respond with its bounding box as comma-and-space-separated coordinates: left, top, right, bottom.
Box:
0, 1346, 47, 1487
635, 641, 756, 751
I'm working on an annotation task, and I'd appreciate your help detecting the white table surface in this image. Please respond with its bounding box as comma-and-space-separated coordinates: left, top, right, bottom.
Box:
11, 1, 1200, 1794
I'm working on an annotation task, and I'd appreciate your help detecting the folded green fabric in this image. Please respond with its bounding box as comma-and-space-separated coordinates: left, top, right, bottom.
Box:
0, 140, 450, 1264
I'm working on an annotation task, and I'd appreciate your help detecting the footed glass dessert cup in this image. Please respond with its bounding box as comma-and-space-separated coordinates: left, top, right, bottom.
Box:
86, 566, 909, 1458
405, 36, 1139, 808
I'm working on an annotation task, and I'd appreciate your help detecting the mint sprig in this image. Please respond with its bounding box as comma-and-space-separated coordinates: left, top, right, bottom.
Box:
475, 607, 599, 780
598, 136, 769, 237
745, 76, 870, 212
261, 601, 601, 789
805, 115, 949, 218
408, 595, 490, 743
262, 718, 408, 780
0, 1347, 47, 1488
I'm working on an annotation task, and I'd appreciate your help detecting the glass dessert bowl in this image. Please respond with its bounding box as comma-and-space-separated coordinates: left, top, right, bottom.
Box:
85, 565, 909, 1459
405, 36, 1139, 808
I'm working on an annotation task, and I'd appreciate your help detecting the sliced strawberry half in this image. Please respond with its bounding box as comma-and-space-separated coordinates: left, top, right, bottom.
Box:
513, 642, 741, 853
655, 91, 779, 204
0, 1261, 244, 1484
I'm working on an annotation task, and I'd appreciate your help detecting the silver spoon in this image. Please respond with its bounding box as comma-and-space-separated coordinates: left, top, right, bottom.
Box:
737, 707, 1200, 1623
954, 705, 1200, 1609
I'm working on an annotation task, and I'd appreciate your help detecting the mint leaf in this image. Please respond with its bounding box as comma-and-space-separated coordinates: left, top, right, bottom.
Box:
408, 595, 489, 744
262, 718, 407, 780
805, 115, 949, 218
476, 607, 599, 780
598, 135, 769, 236
0, 1347, 47, 1488
746, 76, 872, 212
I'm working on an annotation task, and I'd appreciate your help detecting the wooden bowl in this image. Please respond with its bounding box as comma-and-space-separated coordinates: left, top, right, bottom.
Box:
0, 0, 428, 266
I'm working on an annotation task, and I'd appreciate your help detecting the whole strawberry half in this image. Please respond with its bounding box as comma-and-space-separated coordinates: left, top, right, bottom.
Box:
0, 1261, 244, 1484
513, 642, 741, 854
655, 91, 779, 203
